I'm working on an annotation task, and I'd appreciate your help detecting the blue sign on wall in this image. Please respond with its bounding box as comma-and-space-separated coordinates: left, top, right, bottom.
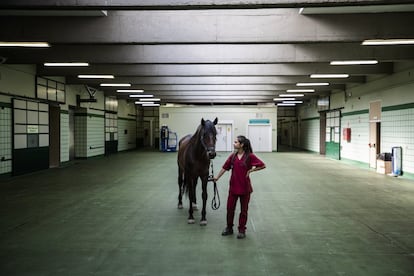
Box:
249, 119, 270, 124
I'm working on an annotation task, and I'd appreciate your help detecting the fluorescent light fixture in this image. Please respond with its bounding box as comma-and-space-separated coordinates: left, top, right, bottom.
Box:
287, 89, 315, 93
139, 98, 160, 101
117, 89, 144, 93
277, 103, 295, 106
100, 83, 131, 87
362, 39, 414, 46
279, 94, 304, 97
296, 82, 329, 86
135, 101, 154, 104
142, 103, 160, 107
129, 94, 154, 98
78, 75, 114, 79
274, 97, 295, 101
44, 62, 89, 67
310, 74, 349, 78
283, 101, 303, 104
330, 60, 378, 65
0, 42, 50, 47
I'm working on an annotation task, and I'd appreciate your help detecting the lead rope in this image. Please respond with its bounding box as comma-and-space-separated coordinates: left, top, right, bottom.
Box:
209, 161, 220, 210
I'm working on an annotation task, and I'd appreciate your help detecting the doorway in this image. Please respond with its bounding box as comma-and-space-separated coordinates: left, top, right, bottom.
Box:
215, 123, 233, 152
143, 119, 154, 148
247, 124, 272, 152
325, 110, 341, 160
319, 112, 326, 155
49, 105, 60, 168
68, 107, 75, 161
369, 101, 382, 168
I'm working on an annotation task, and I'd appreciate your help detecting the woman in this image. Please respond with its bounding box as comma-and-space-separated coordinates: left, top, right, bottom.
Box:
214, 135, 266, 239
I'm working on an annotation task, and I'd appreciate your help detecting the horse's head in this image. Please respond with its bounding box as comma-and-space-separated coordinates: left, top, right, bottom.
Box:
200, 117, 218, 159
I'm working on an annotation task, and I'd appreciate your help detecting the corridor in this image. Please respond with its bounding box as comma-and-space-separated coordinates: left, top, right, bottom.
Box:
0, 150, 413, 275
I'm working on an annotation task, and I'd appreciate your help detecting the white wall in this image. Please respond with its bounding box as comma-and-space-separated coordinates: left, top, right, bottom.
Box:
118, 99, 136, 118
298, 64, 414, 175
0, 64, 139, 174
117, 99, 137, 151
0, 65, 36, 99
0, 65, 37, 174
159, 105, 277, 151
60, 112, 70, 162
118, 118, 136, 151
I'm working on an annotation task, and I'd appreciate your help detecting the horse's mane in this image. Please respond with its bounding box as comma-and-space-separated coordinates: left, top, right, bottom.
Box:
189, 124, 203, 144
190, 120, 216, 144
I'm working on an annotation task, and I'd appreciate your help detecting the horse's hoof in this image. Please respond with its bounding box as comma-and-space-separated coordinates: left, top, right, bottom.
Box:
200, 220, 207, 226
177, 204, 183, 209
188, 219, 195, 224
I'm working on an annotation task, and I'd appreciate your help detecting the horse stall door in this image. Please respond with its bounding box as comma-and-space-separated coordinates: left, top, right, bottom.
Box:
215, 123, 232, 152
247, 124, 272, 152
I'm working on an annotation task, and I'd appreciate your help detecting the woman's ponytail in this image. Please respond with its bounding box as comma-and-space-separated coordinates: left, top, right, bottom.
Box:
237, 135, 253, 167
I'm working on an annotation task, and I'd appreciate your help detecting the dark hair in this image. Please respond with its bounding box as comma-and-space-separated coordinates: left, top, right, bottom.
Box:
231, 135, 253, 168
237, 135, 253, 154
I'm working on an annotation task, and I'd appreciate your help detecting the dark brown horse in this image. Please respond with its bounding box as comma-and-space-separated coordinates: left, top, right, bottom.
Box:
177, 118, 218, 225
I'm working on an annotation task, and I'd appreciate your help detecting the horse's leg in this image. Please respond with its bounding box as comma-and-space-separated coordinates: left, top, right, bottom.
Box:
187, 177, 195, 224
177, 168, 183, 209
192, 178, 198, 211
200, 176, 208, 226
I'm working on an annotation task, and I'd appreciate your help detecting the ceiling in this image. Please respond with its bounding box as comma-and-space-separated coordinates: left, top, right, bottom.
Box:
1, 0, 414, 106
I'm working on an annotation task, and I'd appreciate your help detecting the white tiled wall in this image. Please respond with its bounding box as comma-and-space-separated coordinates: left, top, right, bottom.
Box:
74, 115, 87, 158
381, 107, 414, 173
87, 115, 105, 157
118, 118, 137, 151
72, 113, 135, 158
74, 113, 105, 158
0, 105, 12, 174
60, 112, 69, 162
341, 112, 370, 163
299, 118, 320, 153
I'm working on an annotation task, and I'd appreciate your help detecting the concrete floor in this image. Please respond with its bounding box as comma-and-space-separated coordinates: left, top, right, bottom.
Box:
0, 150, 413, 275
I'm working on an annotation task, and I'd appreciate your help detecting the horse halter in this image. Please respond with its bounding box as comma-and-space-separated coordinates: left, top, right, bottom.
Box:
200, 128, 216, 159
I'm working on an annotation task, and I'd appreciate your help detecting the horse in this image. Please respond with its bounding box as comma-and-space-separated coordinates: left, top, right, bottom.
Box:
177, 117, 218, 225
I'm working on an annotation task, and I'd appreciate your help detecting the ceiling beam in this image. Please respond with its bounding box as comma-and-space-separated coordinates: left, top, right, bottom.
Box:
38, 63, 392, 76
0, 1, 410, 10
1, 10, 414, 43
4, 44, 414, 64
99, 83, 345, 91
66, 75, 365, 85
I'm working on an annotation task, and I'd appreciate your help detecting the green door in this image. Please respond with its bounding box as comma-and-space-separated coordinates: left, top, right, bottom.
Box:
325, 110, 341, 160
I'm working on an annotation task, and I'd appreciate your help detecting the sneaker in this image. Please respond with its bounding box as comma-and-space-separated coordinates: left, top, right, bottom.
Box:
221, 228, 234, 236
237, 232, 246, 239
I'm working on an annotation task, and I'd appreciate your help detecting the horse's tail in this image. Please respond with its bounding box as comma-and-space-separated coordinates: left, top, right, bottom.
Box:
177, 135, 191, 198
182, 175, 197, 207
182, 174, 190, 197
